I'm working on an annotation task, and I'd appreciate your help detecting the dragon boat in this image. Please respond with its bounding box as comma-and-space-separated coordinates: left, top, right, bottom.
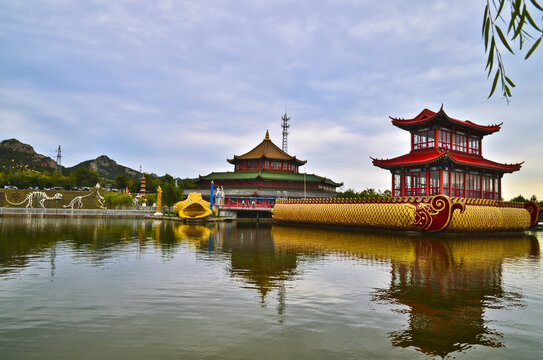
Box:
272, 195, 541, 233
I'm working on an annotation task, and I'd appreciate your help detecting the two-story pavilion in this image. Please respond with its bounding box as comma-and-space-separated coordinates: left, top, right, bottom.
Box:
196, 130, 342, 199
371, 107, 522, 199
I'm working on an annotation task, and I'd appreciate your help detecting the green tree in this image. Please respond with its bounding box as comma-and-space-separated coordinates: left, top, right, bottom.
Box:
114, 173, 130, 189
161, 173, 175, 185
145, 193, 157, 207
510, 194, 528, 202
482, 0, 543, 101
162, 182, 183, 213
336, 188, 392, 199
69, 167, 100, 187
104, 192, 134, 208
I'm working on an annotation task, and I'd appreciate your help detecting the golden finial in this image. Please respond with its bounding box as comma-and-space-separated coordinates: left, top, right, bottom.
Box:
265, 130, 270, 140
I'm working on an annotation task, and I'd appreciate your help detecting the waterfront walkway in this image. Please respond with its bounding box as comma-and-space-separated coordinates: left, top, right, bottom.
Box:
0, 207, 155, 217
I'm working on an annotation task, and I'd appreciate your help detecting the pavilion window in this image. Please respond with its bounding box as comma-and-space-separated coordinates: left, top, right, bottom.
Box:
443, 170, 450, 196
438, 129, 451, 149
466, 173, 481, 198
451, 171, 464, 197
429, 170, 440, 195
452, 132, 467, 152
469, 136, 480, 155
483, 176, 494, 199
413, 129, 434, 150
405, 170, 426, 196
494, 178, 500, 199
393, 174, 401, 197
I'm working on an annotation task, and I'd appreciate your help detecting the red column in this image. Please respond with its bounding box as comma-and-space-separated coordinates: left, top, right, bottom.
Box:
391, 173, 395, 195
439, 170, 444, 194
401, 171, 406, 197
434, 129, 438, 148
479, 175, 483, 199
498, 177, 502, 200
426, 170, 430, 196
464, 171, 468, 197
411, 133, 414, 151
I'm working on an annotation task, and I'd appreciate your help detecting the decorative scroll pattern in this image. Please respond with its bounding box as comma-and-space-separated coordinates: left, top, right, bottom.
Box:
524, 201, 541, 228
413, 196, 465, 232
273, 195, 538, 232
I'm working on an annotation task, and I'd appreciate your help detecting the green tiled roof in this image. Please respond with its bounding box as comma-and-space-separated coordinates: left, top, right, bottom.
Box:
199, 171, 260, 180
199, 171, 343, 187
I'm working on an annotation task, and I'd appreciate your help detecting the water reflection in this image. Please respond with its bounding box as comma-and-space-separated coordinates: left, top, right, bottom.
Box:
1, 218, 540, 358
0, 217, 180, 274
270, 224, 540, 357
173, 223, 299, 305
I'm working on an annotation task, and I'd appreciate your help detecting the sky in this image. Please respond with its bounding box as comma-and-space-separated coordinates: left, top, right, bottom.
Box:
1, 0, 542, 200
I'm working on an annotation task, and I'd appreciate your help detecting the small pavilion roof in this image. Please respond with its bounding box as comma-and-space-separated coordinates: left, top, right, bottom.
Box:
371, 148, 522, 173
227, 130, 307, 166
390, 106, 502, 136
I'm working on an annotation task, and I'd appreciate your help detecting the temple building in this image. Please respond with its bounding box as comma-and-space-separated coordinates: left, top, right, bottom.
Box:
196, 130, 342, 199
372, 107, 522, 199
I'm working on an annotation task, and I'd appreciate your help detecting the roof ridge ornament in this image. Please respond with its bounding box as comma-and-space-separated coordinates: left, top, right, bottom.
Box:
265, 130, 270, 140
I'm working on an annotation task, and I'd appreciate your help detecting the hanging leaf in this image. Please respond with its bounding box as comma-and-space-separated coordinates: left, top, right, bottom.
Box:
525, 37, 542, 59
483, 3, 489, 35
486, 39, 496, 73
485, 19, 490, 49
513, 5, 527, 39
526, 10, 542, 32
531, 0, 543, 11
488, 68, 501, 98
496, 26, 515, 53
505, 75, 516, 87
496, 0, 506, 19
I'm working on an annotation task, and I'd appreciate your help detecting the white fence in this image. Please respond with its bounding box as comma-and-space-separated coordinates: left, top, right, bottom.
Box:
0, 207, 155, 217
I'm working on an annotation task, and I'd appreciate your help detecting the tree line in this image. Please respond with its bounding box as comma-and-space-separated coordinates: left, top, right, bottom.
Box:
337, 187, 543, 207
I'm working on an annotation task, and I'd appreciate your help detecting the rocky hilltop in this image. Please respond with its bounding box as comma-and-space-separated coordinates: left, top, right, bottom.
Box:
65, 155, 141, 180
0, 138, 141, 181
0, 138, 57, 171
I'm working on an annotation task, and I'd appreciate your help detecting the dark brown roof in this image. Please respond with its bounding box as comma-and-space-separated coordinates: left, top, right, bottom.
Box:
227, 130, 307, 166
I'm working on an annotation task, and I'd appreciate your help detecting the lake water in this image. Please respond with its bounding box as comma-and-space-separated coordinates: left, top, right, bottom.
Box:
1, 217, 542, 359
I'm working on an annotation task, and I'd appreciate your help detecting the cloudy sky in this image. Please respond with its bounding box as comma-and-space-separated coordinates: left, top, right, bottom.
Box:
1, 0, 542, 199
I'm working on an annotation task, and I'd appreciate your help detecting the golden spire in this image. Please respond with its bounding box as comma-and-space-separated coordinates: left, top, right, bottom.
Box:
265, 130, 270, 140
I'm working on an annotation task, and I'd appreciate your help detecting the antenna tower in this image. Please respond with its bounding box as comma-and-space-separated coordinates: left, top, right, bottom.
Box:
281, 112, 290, 153
55, 145, 62, 173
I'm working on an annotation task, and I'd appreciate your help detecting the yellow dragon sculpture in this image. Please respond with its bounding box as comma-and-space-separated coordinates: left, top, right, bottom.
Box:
174, 193, 215, 219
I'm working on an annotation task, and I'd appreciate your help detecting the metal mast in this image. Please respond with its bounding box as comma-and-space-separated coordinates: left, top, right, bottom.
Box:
281, 112, 290, 153
55, 145, 62, 173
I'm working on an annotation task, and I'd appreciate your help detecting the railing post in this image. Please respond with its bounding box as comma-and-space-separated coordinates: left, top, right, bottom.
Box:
210, 181, 214, 218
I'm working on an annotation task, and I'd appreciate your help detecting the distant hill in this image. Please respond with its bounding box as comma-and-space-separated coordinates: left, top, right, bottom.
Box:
0, 138, 57, 172
1, 138, 142, 181
64, 155, 141, 180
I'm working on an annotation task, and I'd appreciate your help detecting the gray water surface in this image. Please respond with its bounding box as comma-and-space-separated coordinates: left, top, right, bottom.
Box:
1, 218, 542, 359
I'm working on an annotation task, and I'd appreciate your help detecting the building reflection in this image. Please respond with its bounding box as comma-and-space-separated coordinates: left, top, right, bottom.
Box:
270, 224, 540, 357
173, 223, 299, 306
